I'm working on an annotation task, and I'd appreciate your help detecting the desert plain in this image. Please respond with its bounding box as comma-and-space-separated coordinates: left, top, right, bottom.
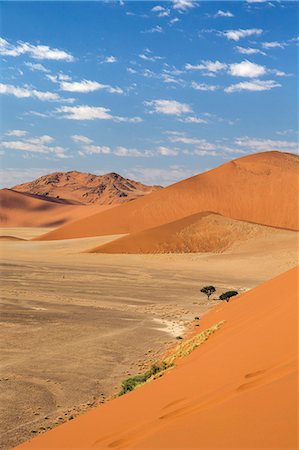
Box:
0, 221, 298, 449
0, 151, 298, 449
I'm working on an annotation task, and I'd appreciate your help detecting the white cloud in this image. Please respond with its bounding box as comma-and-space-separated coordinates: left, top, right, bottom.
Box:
139, 52, 163, 62
81, 145, 111, 155
103, 55, 118, 63
221, 28, 263, 41
169, 17, 180, 24
151, 5, 170, 17
146, 99, 192, 116
229, 60, 266, 78
172, 0, 196, 11
59, 79, 123, 94
225, 79, 281, 93
186, 60, 227, 74
235, 46, 266, 55
78, 145, 154, 158
1, 134, 69, 159
234, 137, 298, 154
24, 62, 50, 73
0, 83, 61, 101
5, 129, 28, 137
127, 67, 137, 74
71, 135, 93, 144
262, 41, 285, 49
169, 135, 216, 150
179, 116, 208, 124
0, 37, 74, 61
145, 25, 163, 33
114, 146, 153, 157
214, 10, 234, 18
56, 105, 143, 122
191, 81, 219, 91
157, 146, 179, 156
123, 165, 197, 186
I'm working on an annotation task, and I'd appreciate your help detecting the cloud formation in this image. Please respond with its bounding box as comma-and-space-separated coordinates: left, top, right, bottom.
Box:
0, 38, 74, 61
221, 28, 263, 41
56, 105, 143, 122
146, 99, 192, 115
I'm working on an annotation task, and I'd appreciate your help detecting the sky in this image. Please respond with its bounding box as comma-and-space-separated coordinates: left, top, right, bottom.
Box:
0, 0, 298, 187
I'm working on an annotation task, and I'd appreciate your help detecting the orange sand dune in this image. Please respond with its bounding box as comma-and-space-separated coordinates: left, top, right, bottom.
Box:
0, 189, 113, 228
91, 211, 295, 254
14, 266, 298, 449
37, 151, 299, 241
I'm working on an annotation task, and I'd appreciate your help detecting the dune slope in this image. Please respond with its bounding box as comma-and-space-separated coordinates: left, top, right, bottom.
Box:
37, 151, 299, 240
0, 189, 113, 228
14, 265, 298, 450
91, 211, 296, 254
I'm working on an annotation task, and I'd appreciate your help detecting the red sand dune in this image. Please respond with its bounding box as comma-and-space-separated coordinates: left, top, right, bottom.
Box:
13, 171, 161, 205
37, 151, 299, 241
14, 266, 298, 449
0, 189, 113, 228
91, 211, 293, 254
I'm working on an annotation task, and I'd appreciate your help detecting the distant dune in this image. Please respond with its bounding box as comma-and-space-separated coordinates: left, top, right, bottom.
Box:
13, 171, 161, 205
14, 266, 298, 449
0, 189, 113, 228
36, 151, 299, 241
91, 211, 295, 254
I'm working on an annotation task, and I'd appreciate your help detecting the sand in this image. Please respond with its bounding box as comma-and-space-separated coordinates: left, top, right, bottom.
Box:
1, 226, 297, 449
0, 189, 114, 228
12, 265, 298, 449
91, 211, 298, 254
37, 151, 299, 241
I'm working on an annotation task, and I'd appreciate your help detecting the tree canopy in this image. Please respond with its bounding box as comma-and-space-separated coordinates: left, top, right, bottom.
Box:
219, 290, 238, 302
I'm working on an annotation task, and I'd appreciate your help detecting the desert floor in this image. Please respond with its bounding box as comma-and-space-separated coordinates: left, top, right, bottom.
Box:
0, 227, 297, 450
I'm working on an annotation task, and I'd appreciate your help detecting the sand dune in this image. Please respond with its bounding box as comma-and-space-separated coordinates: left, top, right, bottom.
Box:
37, 151, 299, 241
13, 171, 161, 205
0, 189, 114, 228
91, 211, 297, 254
14, 266, 298, 449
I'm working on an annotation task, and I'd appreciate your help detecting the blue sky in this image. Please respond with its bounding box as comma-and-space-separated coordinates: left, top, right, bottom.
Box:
0, 0, 298, 187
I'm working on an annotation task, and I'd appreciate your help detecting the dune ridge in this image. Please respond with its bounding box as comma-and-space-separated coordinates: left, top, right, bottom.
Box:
36, 151, 299, 241
14, 266, 298, 449
91, 211, 296, 254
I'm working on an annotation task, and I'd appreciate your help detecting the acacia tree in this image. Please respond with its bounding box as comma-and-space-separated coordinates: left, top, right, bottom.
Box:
219, 291, 238, 302
200, 286, 216, 300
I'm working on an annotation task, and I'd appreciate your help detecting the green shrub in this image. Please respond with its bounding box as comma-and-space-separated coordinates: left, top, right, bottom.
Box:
219, 290, 238, 302
119, 363, 168, 396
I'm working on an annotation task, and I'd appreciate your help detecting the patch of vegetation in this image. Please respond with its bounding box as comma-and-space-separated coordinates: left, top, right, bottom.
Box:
118, 321, 224, 396
176, 335, 183, 340
219, 291, 238, 302
118, 362, 170, 396
200, 286, 216, 300
194, 316, 200, 320
164, 321, 225, 366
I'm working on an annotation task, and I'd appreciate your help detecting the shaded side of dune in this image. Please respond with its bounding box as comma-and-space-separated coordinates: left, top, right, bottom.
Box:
90, 211, 295, 254
0, 189, 114, 228
14, 266, 298, 450
36, 151, 299, 241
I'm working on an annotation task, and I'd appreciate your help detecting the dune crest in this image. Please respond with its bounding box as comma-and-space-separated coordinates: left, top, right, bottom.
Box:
14, 266, 298, 449
36, 151, 299, 241
90, 211, 296, 254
